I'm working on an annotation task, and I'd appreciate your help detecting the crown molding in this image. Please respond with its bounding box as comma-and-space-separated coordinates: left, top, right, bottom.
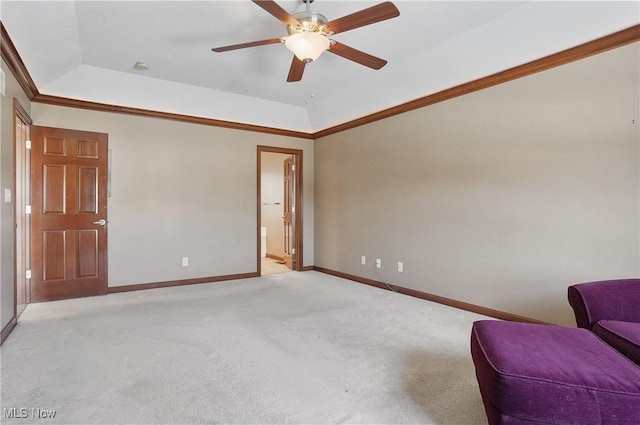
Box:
313, 24, 640, 139
1, 21, 312, 139
33, 94, 315, 139
0, 22, 39, 100
2, 21, 638, 140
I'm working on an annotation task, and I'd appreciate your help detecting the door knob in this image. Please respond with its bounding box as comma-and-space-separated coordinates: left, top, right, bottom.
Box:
93, 219, 107, 226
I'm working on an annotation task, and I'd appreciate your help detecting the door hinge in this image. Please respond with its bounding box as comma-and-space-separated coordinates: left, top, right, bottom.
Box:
292, 206, 295, 213
292, 164, 295, 171
25, 140, 31, 149
25, 270, 31, 279
291, 248, 295, 254
25, 205, 31, 214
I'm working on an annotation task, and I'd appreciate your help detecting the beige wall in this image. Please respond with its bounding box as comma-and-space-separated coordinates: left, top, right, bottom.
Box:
1, 59, 32, 331
314, 42, 640, 326
30, 104, 314, 287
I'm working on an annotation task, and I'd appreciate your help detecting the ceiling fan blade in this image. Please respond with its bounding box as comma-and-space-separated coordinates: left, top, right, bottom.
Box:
326, 2, 399, 35
327, 42, 387, 70
212, 38, 282, 53
252, 0, 300, 27
287, 56, 306, 82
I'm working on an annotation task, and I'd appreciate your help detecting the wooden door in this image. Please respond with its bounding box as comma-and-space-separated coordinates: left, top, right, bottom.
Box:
30, 126, 108, 302
283, 156, 294, 269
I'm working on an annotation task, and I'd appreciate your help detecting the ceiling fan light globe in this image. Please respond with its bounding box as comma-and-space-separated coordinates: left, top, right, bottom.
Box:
285, 32, 330, 62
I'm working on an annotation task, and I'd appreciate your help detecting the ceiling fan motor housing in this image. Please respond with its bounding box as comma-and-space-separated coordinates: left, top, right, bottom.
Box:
288, 11, 332, 36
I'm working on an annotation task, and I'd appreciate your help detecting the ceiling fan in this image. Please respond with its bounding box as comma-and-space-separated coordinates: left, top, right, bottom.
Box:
212, 0, 400, 82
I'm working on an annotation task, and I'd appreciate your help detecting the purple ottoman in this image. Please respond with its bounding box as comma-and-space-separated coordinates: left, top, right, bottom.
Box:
471, 320, 640, 425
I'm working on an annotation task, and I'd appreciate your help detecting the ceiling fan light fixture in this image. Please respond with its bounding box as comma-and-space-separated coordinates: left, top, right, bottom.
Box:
211, 0, 400, 81
285, 32, 330, 63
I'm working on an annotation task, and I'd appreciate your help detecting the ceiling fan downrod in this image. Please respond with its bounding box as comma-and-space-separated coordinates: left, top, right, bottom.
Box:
288, 0, 330, 37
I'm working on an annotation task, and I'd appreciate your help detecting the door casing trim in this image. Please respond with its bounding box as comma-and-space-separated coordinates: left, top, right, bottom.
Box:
13, 98, 32, 321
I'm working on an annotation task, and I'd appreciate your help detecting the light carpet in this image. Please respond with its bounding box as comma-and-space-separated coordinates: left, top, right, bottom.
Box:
0, 271, 492, 424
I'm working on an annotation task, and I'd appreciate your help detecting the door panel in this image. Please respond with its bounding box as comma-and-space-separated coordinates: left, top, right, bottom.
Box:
31, 126, 108, 302
43, 164, 66, 213
78, 139, 99, 158
43, 231, 66, 281
283, 156, 294, 269
77, 230, 99, 278
78, 167, 98, 213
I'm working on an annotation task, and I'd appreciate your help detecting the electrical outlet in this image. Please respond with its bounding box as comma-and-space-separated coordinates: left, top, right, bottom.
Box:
182, 257, 189, 267
397, 262, 404, 272
376, 258, 381, 268
361, 256, 366, 265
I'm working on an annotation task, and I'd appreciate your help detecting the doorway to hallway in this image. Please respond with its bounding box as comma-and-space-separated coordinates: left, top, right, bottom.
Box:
257, 146, 303, 276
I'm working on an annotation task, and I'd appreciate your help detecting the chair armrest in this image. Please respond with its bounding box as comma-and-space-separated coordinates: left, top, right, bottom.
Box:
568, 279, 640, 329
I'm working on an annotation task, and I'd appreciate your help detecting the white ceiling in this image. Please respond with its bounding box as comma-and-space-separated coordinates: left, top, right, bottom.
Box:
1, 1, 638, 133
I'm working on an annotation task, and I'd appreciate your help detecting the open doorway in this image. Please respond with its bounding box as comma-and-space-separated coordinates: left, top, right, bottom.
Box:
257, 146, 303, 276
14, 99, 32, 318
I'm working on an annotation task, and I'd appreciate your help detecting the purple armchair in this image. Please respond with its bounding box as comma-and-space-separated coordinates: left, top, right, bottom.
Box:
568, 278, 640, 329
568, 278, 640, 366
